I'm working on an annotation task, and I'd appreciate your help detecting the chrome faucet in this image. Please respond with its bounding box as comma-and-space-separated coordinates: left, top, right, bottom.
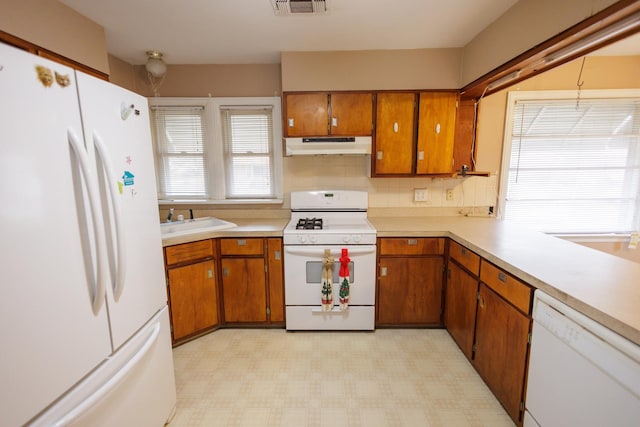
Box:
166, 208, 174, 222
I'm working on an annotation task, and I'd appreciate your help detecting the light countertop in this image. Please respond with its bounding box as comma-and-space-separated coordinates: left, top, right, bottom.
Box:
161, 215, 640, 345
370, 216, 640, 346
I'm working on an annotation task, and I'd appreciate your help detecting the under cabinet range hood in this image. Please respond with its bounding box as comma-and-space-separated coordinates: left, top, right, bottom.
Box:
285, 136, 372, 156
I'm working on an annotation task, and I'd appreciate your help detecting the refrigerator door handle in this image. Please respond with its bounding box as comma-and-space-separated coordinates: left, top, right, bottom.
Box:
93, 131, 127, 301
67, 128, 108, 314
49, 322, 161, 427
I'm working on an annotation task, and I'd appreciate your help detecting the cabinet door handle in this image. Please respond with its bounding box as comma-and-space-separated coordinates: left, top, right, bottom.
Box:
418, 151, 424, 161
380, 266, 387, 277
407, 239, 418, 245
222, 267, 229, 277
288, 118, 294, 127
207, 269, 214, 279
498, 271, 507, 282
274, 250, 281, 260
461, 247, 467, 256
435, 122, 441, 134
237, 239, 246, 246
331, 117, 338, 127
393, 122, 399, 133
377, 151, 383, 160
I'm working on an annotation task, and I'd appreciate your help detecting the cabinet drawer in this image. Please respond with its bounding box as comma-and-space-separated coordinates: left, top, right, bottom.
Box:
379, 238, 445, 255
165, 239, 214, 266
480, 260, 532, 314
449, 240, 480, 276
220, 238, 264, 255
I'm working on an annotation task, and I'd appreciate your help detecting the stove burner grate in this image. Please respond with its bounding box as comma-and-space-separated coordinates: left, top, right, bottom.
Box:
295, 217, 323, 230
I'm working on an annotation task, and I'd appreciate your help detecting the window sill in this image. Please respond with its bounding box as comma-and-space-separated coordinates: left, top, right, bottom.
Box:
158, 198, 284, 206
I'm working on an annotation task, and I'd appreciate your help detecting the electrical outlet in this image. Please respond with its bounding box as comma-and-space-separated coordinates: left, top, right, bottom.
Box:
446, 188, 454, 201
414, 188, 428, 202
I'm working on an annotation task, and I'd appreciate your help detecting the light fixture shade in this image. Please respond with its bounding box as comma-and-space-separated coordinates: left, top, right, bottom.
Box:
145, 51, 167, 78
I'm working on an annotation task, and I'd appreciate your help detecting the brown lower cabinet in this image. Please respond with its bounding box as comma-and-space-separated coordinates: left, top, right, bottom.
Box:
444, 261, 478, 360
165, 240, 219, 343
377, 238, 445, 326
473, 283, 531, 423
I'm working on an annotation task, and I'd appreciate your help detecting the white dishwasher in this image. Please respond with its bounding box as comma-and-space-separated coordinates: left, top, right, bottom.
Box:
525, 290, 640, 426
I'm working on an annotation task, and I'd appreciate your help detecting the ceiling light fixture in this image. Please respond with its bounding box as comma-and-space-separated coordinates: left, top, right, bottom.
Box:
145, 51, 167, 96
544, 10, 640, 65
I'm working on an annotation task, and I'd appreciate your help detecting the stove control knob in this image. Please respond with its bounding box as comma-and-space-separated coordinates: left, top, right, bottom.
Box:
310, 236, 317, 243
343, 235, 351, 243
298, 235, 307, 243
353, 235, 362, 243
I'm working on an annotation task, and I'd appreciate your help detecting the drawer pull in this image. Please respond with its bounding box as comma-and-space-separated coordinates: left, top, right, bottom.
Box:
274, 250, 281, 260
207, 269, 214, 279
237, 239, 247, 246
407, 239, 418, 246
498, 271, 507, 282
461, 247, 467, 256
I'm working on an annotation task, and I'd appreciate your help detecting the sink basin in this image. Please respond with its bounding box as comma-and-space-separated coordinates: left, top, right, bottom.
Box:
160, 216, 237, 237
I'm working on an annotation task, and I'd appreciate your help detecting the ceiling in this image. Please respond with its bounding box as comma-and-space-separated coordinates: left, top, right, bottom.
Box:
59, 0, 522, 65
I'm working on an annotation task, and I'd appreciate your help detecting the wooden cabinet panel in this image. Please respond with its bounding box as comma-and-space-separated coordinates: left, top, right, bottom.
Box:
329, 93, 373, 136
480, 261, 532, 314
221, 258, 267, 323
449, 240, 480, 276
165, 239, 214, 265
444, 262, 478, 360
168, 260, 218, 341
220, 238, 264, 256
284, 93, 328, 137
377, 257, 443, 325
474, 283, 530, 424
416, 92, 458, 174
379, 237, 445, 256
267, 238, 285, 323
374, 92, 416, 175
453, 98, 476, 172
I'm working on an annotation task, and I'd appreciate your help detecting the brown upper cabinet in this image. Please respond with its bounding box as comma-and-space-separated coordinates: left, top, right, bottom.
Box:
373, 92, 417, 175
416, 92, 458, 174
284, 92, 373, 137
372, 91, 460, 177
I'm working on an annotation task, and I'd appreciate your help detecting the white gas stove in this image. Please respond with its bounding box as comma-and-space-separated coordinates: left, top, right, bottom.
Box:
283, 190, 377, 330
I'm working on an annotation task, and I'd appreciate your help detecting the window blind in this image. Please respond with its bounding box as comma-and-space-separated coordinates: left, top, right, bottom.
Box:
151, 106, 208, 199
220, 107, 275, 198
505, 97, 640, 233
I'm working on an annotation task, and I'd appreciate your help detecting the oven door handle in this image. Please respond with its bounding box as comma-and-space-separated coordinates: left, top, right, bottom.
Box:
284, 246, 376, 257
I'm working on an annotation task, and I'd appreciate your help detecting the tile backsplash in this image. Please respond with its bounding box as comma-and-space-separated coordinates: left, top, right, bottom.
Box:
283, 155, 497, 215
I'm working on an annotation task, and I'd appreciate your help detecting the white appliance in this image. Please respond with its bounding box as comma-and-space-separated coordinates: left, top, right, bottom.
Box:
0, 43, 176, 426
524, 290, 640, 427
283, 190, 377, 330
285, 136, 372, 156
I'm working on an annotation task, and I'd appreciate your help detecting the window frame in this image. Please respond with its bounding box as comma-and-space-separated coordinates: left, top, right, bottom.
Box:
149, 96, 283, 205
498, 89, 640, 236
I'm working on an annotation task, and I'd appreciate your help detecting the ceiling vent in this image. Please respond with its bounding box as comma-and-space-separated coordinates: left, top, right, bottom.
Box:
271, 0, 327, 16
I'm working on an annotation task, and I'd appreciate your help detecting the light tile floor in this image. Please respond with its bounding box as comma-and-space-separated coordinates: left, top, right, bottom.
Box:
169, 329, 514, 427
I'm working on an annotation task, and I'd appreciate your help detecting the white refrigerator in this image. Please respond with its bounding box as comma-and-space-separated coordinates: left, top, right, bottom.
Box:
0, 43, 176, 426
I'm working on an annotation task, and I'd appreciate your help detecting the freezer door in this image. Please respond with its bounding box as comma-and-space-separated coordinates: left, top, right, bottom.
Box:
76, 72, 168, 350
0, 44, 112, 426
29, 307, 177, 427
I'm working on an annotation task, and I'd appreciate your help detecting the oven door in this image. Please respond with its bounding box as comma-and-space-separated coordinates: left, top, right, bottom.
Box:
283, 244, 376, 306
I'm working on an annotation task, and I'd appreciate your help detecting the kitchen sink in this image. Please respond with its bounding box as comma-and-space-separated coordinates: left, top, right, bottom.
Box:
160, 216, 236, 237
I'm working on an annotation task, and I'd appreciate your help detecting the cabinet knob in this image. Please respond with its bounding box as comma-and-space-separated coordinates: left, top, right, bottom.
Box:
237, 239, 247, 246
377, 151, 383, 160
207, 269, 214, 278
407, 239, 418, 245
380, 266, 388, 277
331, 117, 338, 127
393, 122, 399, 133
223, 267, 229, 277
418, 151, 424, 161
288, 118, 294, 127
498, 272, 507, 282
435, 122, 441, 134
274, 250, 281, 260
